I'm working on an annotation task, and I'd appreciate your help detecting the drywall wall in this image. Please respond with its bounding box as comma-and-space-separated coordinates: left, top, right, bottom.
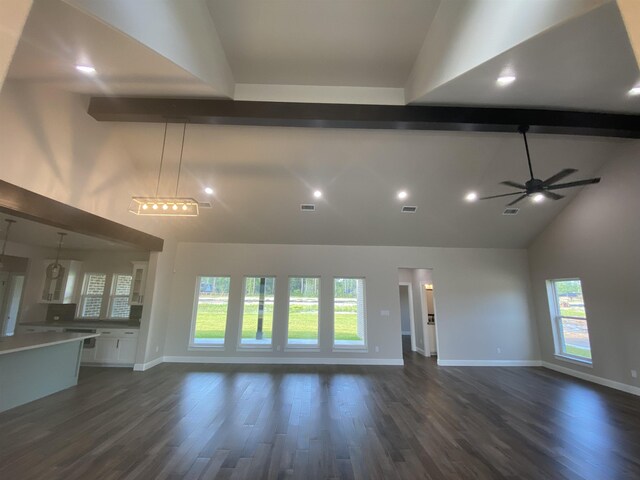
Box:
0, 0, 32, 91
0, 81, 171, 239
163, 243, 539, 364
136, 237, 177, 366
0, 81, 176, 364
529, 142, 640, 389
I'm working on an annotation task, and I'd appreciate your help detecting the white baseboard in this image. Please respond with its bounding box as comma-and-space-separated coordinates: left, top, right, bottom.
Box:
542, 361, 640, 397
133, 356, 163, 371
437, 359, 543, 367
401, 331, 411, 335
162, 355, 404, 366
415, 347, 426, 355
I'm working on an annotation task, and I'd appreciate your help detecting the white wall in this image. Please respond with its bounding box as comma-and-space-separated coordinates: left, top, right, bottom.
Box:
163, 243, 539, 364
0, 81, 176, 364
529, 143, 640, 389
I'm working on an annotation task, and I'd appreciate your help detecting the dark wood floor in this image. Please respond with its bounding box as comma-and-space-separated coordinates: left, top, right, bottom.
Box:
1, 338, 639, 480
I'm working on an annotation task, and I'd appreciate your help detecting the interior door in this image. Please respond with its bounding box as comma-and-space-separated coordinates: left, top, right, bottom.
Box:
3, 275, 25, 335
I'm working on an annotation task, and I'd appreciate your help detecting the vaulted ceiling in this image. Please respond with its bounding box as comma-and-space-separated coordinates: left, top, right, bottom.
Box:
2, 0, 639, 248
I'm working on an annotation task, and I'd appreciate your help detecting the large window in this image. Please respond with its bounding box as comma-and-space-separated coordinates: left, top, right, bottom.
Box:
287, 277, 319, 346
79, 273, 107, 318
239, 277, 275, 346
549, 279, 592, 362
191, 276, 230, 346
334, 278, 366, 348
109, 274, 133, 319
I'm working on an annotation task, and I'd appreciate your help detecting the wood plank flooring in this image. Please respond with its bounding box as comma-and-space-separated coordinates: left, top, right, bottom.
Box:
1, 338, 639, 479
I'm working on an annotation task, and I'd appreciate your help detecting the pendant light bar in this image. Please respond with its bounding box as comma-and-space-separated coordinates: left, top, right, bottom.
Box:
130, 122, 200, 217
128, 197, 199, 216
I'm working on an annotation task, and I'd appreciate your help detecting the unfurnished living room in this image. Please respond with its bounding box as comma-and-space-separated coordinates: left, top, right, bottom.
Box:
0, 1, 639, 479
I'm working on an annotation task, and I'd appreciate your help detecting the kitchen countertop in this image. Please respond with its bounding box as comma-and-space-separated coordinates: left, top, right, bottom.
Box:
0, 332, 100, 355
21, 320, 140, 329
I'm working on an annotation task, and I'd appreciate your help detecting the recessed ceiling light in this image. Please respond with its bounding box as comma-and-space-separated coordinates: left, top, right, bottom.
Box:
532, 193, 545, 203
75, 64, 96, 75
313, 190, 322, 198
204, 187, 214, 195
465, 192, 478, 202
397, 190, 408, 200
496, 74, 516, 86
629, 85, 640, 96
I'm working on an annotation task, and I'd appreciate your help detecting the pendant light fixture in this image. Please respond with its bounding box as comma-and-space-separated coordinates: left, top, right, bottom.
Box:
46, 232, 67, 280
129, 122, 200, 217
0, 219, 16, 270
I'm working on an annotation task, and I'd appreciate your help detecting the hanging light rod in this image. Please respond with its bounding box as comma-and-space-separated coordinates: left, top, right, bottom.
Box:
129, 122, 200, 217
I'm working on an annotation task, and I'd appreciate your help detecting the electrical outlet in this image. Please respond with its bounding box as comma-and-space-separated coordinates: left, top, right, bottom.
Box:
375, 346, 379, 353
155, 346, 159, 353
496, 347, 502, 354
632, 370, 637, 379
276, 345, 281, 351
380, 310, 390, 316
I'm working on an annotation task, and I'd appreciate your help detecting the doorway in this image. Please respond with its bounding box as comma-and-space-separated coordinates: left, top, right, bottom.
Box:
398, 268, 437, 357
398, 283, 415, 353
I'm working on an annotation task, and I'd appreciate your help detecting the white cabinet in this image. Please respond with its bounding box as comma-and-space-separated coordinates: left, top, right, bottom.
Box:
88, 329, 139, 366
39, 260, 82, 304
129, 262, 148, 305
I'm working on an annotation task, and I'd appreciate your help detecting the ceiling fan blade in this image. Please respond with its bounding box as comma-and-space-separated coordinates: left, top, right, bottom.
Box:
479, 191, 526, 200
542, 168, 577, 186
501, 180, 527, 189
546, 178, 601, 190
543, 191, 564, 200
507, 195, 528, 206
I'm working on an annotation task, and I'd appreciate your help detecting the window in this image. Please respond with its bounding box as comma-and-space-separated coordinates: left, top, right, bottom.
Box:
334, 278, 366, 348
287, 277, 319, 346
191, 276, 230, 346
79, 273, 107, 318
109, 274, 133, 318
549, 279, 592, 362
239, 277, 275, 347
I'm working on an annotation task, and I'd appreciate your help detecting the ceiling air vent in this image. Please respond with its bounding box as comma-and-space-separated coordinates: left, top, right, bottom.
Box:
300, 204, 316, 211
198, 202, 212, 209
503, 207, 519, 215
401, 206, 418, 213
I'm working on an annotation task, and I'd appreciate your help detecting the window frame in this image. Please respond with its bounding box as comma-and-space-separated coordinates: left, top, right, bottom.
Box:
547, 278, 593, 366
78, 272, 108, 319
237, 275, 276, 350
107, 273, 133, 320
285, 275, 321, 350
332, 277, 368, 352
189, 275, 232, 350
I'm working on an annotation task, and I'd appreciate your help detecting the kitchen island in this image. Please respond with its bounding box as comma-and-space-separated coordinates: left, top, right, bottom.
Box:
0, 332, 99, 413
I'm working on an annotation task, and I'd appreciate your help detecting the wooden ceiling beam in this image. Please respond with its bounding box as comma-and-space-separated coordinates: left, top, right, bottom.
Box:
88, 97, 640, 139
0, 180, 164, 252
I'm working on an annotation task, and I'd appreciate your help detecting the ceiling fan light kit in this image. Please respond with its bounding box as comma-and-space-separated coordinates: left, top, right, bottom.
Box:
479, 125, 601, 207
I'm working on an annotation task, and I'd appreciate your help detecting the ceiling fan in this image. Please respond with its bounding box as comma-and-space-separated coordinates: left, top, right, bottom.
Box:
479, 125, 601, 206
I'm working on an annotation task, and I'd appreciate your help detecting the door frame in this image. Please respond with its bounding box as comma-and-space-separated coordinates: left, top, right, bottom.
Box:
419, 282, 438, 356
399, 282, 416, 352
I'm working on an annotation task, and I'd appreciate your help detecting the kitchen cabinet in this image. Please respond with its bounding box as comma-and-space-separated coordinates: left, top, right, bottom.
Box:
39, 260, 82, 304
88, 329, 138, 366
129, 262, 148, 306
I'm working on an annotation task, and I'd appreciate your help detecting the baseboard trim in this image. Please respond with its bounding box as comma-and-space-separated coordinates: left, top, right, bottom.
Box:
542, 362, 640, 397
162, 356, 404, 366
437, 359, 543, 367
401, 331, 411, 335
133, 356, 163, 372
